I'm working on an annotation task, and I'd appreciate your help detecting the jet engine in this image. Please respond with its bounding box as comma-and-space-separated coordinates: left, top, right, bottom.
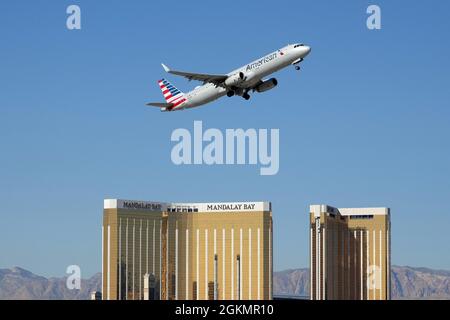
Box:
224, 72, 246, 87
255, 78, 278, 93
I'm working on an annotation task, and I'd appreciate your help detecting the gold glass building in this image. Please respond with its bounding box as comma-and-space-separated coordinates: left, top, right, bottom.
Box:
309, 205, 391, 300
102, 199, 273, 300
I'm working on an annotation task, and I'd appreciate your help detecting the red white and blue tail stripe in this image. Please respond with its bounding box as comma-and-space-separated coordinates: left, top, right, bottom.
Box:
158, 78, 186, 108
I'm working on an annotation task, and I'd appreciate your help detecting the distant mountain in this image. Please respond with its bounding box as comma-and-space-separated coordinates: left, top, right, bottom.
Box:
273, 268, 310, 297
1, 265, 450, 299
0, 267, 101, 300
273, 265, 450, 299
390, 266, 450, 299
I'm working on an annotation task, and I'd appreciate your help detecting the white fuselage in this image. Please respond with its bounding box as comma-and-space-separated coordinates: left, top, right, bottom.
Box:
177, 44, 311, 110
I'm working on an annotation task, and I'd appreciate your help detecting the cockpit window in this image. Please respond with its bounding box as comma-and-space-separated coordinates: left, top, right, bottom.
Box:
294, 44, 304, 48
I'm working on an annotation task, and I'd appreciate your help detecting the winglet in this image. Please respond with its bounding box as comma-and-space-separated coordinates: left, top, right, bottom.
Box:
161, 63, 170, 73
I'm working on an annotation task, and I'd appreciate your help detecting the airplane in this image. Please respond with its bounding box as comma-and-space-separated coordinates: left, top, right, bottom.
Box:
146, 43, 311, 112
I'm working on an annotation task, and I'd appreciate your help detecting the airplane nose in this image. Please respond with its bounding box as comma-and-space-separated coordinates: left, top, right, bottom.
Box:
303, 45, 311, 56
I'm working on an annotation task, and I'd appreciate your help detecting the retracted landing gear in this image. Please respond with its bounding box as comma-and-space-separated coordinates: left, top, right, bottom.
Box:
293, 58, 303, 71
228, 88, 250, 100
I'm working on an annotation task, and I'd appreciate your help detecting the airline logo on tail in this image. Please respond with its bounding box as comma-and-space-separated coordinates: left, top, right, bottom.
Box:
158, 79, 186, 109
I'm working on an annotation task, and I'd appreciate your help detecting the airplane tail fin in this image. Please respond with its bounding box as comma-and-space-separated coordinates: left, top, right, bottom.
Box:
158, 78, 185, 104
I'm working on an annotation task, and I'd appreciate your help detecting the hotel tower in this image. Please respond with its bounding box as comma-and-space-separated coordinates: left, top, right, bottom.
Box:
102, 199, 273, 300
310, 205, 391, 300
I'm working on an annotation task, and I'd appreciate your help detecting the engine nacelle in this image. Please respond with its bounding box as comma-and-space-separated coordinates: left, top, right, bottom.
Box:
224, 72, 245, 87
255, 78, 278, 93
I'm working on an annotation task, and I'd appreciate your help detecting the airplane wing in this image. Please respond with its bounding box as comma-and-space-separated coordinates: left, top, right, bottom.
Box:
161, 63, 228, 84
146, 102, 174, 108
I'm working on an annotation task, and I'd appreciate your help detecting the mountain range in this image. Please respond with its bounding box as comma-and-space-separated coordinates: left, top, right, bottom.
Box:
273, 265, 450, 299
0, 267, 101, 300
1, 265, 449, 299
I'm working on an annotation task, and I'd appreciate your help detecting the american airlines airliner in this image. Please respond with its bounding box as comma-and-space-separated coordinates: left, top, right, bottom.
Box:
147, 43, 311, 112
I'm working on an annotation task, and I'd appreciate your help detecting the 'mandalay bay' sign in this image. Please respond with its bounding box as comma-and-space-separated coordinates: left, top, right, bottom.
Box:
206, 203, 256, 211
104, 199, 168, 211
123, 201, 162, 211
104, 200, 270, 213
174, 202, 271, 213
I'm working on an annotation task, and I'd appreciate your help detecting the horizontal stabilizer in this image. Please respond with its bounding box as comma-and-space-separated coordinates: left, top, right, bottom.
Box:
146, 102, 174, 108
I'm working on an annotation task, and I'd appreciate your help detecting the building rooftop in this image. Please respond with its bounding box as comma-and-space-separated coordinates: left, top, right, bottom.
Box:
104, 199, 271, 213
310, 204, 389, 218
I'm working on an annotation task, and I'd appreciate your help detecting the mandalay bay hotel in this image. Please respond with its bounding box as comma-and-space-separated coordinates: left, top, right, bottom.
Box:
310, 205, 391, 300
102, 199, 273, 300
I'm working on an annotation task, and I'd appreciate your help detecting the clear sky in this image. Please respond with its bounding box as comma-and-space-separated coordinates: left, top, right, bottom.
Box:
0, 0, 449, 277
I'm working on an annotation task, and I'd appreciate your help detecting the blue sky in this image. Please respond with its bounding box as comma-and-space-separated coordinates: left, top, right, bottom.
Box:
0, 0, 449, 277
